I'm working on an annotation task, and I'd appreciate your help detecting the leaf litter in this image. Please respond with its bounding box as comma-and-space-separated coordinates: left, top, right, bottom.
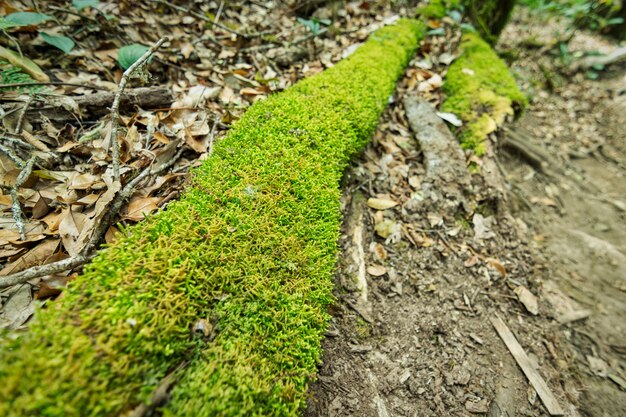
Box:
1, 0, 414, 324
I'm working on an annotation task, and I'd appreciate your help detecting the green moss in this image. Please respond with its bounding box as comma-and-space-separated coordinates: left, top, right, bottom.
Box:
441, 32, 527, 155
0, 19, 424, 417
416, 0, 462, 19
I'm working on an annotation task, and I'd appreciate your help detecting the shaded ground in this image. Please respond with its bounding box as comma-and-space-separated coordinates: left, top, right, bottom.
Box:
306, 7, 625, 417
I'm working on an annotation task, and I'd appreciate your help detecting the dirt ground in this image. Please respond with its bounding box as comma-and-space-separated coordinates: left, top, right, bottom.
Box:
305, 10, 626, 417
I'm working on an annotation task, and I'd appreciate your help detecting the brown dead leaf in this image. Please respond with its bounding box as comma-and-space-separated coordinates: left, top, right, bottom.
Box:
32, 196, 51, 219
124, 197, 161, 221
0, 284, 35, 330
486, 257, 507, 277
105, 226, 121, 244
0, 239, 59, 275
59, 209, 89, 256
372, 242, 387, 261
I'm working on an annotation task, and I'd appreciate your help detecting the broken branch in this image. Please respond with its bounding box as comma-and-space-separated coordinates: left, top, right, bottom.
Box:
110, 37, 168, 183
0, 147, 185, 289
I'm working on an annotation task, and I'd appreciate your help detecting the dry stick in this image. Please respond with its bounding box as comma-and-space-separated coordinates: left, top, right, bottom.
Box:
10, 156, 36, 241
207, 114, 220, 156
110, 37, 168, 183
0, 143, 25, 166
490, 316, 565, 416
0, 147, 185, 289
14, 96, 33, 134
0, 81, 110, 91
1, 135, 36, 150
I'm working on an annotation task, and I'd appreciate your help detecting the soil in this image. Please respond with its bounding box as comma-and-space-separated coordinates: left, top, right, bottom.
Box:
305, 10, 625, 417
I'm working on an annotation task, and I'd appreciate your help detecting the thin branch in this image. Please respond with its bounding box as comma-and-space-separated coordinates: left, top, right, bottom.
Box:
10, 157, 36, 241
0, 82, 109, 91
110, 37, 168, 183
0, 254, 95, 289
0, 143, 25, 166
0, 147, 186, 289
14, 96, 33, 134
208, 114, 220, 156
1, 135, 36, 150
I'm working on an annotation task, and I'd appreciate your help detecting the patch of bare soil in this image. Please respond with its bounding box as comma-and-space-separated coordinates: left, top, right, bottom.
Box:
499, 13, 626, 417
306, 8, 625, 417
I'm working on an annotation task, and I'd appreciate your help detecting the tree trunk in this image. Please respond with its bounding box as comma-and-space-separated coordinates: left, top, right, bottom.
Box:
463, 0, 517, 43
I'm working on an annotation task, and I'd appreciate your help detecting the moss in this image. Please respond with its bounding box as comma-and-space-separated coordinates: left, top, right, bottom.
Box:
416, 0, 462, 19
462, 0, 517, 42
0, 19, 425, 417
441, 32, 527, 155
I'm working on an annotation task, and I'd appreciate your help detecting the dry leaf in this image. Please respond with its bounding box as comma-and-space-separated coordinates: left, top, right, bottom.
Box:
367, 198, 398, 210
372, 242, 387, 261
0, 239, 59, 275
124, 197, 161, 221
514, 286, 539, 315
367, 264, 387, 277
0, 284, 35, 330
59, 209, 89, 256
486, 257, 507, 277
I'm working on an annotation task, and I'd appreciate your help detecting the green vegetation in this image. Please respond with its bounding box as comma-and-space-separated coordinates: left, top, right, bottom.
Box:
463, 0, 517, 42
0, 61, 42, 92
0, 19, 424, 417
416, 0, 462, 19
521, 0, 625, 35
441, 32, 527, 155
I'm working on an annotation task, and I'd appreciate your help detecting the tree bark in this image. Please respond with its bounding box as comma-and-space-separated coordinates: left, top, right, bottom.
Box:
463, 0, 517, 43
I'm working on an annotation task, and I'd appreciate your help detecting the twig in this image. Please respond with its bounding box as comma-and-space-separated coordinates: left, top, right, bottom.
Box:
130, 360, 190, 417
0, 143, 25, 166
10, 157, 36, 241
0, 148, 185, 289
110, 37, 168, 183
0, 254, 95, 289
1, 135, 36, 150
14, 96, 33, 134
490, 316, 565, 415
47, 5, 99, 23
0, 81, 109, 91
208, 114, 220, 156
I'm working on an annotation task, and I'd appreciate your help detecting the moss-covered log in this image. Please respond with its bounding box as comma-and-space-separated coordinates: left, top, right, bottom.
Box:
441, 32, 526, 155
463, 0, 517, 42
0, 20, 424, 417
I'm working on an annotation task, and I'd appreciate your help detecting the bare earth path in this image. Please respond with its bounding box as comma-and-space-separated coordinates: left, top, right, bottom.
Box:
306, 11, 625, 417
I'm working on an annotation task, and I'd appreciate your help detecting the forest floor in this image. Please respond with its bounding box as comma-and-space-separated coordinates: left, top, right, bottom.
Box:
1, 1, 625, 416
305, 8, 626, 417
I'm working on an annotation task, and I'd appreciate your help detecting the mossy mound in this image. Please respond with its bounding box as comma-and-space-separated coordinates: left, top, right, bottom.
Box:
416, 0, 461, 19
0, 19, 425, 417
441, 32, 527, 155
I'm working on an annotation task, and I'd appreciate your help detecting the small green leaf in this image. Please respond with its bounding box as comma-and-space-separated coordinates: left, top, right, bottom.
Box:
118, 44, 149, 69
72, 0, 100, 10
40, 33, 75, 53
427, 28, 446, 36
0, 17, 19, 30
5, 12, 52, 27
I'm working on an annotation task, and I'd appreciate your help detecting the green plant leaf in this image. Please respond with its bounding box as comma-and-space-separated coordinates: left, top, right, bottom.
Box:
72, 0, 100, 10
4, 12, 52, 27
118, 44, 149, 69
0, 17, 19, 30
40, 33, 75, 53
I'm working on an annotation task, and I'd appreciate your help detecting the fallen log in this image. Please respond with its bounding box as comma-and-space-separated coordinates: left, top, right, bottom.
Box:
0, 19, 425, 417
403, 95, 470, 207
